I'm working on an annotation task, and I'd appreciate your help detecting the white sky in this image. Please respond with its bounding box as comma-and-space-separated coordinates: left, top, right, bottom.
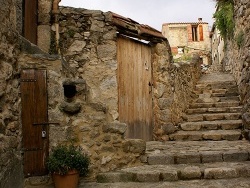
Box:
60, 0, 216, 31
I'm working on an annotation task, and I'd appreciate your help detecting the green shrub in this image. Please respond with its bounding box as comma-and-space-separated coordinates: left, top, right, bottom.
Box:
213, 0, 234, 39
235, 30, 244, 48
47, 144, 90, 176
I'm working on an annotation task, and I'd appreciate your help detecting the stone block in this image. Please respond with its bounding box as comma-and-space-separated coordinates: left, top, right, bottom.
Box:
204, 114, 224, 121
220, 120, 242, 130
203, 131, 222, 141
176, 153, 201, 164
37, 25, 51, 53
148, 154, 174, 165
179, 166, 202, 180
224, 113, 241, 120
223, 150, 249, 162
161, 170, 178, 181
221, 131, 241, 141
97, 172, 133, 183
201, 151, 223, 163
135, 171, 160, 182
123, 139, 146, 154
180, 122, 202, 131
158, 97, 174, 110
38, 0, 52, 24
204, 167, 238, 179
187, 114, 203, 122
170, 131, 203, 141
102, 122, 127, 134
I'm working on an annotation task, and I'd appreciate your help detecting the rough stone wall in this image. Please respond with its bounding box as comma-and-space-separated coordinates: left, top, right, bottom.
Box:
152, 42, 201, 141
0, 0, 23, 187
223, 0, 250, 133
37, 7, 145, 180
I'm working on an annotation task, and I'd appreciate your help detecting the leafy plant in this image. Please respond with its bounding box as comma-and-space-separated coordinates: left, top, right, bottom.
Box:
47, 144, 90, 176
235, 30, 244, 49
213, 0, 234, 39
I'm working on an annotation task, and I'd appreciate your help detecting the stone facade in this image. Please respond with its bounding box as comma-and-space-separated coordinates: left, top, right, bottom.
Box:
210, 24, 225, 72
162, 19, 211, 64
222, 0, 250, 134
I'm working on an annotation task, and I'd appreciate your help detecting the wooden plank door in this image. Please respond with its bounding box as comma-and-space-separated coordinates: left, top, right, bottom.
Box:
24, 0, 38, 44
21, 69, 48, 177
117, 36, 153, 141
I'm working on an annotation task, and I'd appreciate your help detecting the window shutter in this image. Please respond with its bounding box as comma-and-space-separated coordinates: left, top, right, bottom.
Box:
199, 24, 204, 41
187, 25, 193, 42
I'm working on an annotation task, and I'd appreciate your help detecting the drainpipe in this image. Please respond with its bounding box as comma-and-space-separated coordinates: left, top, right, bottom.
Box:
52, 0, 61, 54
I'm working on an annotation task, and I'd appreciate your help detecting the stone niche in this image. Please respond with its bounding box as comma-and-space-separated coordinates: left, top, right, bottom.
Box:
59, 79, 87, 114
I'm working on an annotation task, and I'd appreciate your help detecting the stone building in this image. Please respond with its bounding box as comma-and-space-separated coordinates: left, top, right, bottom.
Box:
210, 23, 225, 69
0, 0, 201, 187
162, 18, 211, 64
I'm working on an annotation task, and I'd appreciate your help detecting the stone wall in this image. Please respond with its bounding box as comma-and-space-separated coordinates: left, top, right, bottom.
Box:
41, 7, 145, 180
0, 0, 23, 187
223, 0, 250, 133
152, 42, 201, 140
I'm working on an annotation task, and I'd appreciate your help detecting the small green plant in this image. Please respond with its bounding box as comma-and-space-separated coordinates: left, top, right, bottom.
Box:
213, 0, 234, 39
47, 144, 89, 176
67, 29, 76, 38
235, 30, 244, 48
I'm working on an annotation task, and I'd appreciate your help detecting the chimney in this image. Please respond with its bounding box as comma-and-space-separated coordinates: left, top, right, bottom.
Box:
198, 18, 202, 22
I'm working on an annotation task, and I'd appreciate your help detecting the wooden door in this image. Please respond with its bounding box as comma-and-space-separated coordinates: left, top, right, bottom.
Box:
21, 69, 48, 177
117, 36, 153, 141
24, 0, 38, 44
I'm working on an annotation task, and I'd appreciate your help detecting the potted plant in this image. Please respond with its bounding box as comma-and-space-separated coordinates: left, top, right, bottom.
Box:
47, 144, 90, 188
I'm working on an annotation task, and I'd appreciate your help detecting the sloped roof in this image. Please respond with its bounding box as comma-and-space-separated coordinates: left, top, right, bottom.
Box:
163, 22, 208, 26
110, 12, 166, 43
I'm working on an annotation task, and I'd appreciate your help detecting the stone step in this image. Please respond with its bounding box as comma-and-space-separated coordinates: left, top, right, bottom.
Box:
145, 140, 250, 155
194, 87, 239, 96
97, 161, 250, 183
195, 96, 240, 103
145, 145, 249, 165
189, 101, 240, 109
169, 130, 241, 141
195, 81, 237, 90
180, 120, 242, 131
83, 178, 250, 188
186, 113, 241, 122
186, 106, 242, 114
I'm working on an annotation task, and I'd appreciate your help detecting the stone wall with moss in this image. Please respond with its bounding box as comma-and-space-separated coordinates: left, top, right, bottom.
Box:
223, 0, 250, 134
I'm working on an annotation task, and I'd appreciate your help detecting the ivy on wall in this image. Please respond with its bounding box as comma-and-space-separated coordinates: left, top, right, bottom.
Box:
213, 0, 234, 39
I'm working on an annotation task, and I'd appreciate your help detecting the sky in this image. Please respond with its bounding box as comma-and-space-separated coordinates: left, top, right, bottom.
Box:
60, 0, 216, 31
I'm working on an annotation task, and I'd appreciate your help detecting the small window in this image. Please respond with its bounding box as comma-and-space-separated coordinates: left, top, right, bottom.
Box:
192, 25, 198, 41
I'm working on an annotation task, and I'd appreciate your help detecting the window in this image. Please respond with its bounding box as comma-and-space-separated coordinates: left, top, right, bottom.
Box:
192, 25, 198, 41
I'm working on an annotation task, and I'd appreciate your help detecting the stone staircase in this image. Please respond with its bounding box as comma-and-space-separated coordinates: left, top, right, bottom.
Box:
93, 73, 250, 187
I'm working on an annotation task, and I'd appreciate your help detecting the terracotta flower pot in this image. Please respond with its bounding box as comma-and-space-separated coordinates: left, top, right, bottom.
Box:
52, 170, 80, 188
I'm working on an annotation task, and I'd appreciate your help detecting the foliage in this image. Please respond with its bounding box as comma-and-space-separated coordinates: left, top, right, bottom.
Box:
47, 144, 90, 176
235, 30, 244, 49
49, 31, 58, 54
213, 0, 234, 39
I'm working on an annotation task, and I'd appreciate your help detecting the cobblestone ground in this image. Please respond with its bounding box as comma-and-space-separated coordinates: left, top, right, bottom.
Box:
25, 177, 250, 188
80, 178, 250, 188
